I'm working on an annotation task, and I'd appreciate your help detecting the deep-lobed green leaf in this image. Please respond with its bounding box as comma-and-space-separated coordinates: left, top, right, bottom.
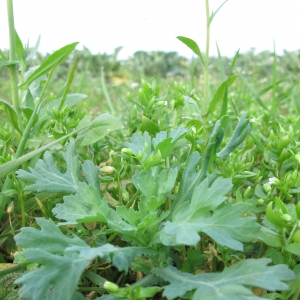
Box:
152, 259, 294, 300
15, 248, 90, 300
52, 182, 110, 225
15, 218, 87, 254
14, 218, 153, 300
153, 126, 188, 159
160, 177, 259, 250
67, 244, 156, 273
132, 166, 178, 212
17, 140, 80, 193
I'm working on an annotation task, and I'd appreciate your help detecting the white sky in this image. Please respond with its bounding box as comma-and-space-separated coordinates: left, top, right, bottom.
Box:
0, 0, 299, 59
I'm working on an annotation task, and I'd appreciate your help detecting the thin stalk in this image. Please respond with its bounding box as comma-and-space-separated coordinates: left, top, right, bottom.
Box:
20, 195, 25, 227
6, 0, 22, 130
203, 0, 210, 114
101, 67, 116, 114
58, 53, 78, 111
15, 58, 57, 158
272, 40, 277, 112
0, 123, 91, 219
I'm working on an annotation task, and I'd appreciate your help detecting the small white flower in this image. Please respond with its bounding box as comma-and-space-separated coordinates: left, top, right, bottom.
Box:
268, 177, 280, 185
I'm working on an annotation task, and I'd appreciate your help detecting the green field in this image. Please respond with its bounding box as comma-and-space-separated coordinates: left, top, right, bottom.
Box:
1, 1, 300, 299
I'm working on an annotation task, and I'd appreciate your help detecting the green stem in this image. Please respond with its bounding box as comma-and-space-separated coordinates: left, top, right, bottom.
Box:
6, 0, 22, 130
101, 67, 116, 114
291, 283, 300, 300
15, 55, 59, 158
125, 190, 140, 208
203, 0, 210, 114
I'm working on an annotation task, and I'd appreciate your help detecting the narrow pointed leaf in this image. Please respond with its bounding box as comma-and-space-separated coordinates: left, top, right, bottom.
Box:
19, 42, 78, 88
177, 36, 204, 64
204, 75, 238, 116
0, 98, 21, 133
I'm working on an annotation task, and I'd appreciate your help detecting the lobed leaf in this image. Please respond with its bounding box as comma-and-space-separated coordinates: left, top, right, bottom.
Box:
17, 140, 80, 193
132, 166, 178, 212
152, 259, 294, 300
160, 177, 259, 250
14, 218, 153, 300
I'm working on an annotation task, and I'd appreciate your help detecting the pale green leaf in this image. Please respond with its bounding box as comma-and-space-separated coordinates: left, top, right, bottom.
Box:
14, 218, 152, 300
67, 244, 156, 273
132, 166, 178, 212
52, 182, 110, 225
15, 249, 89, 300
153, 126, 188, 159
152, 259, 294, 300
285, 243, 300, 256
17, 140, 80, 193
255, 226, 282, 248
124, 131, 152, 154
160, 177, 259, 250
79, 113, 123, 146
39, 94, 87, 116
14, 218, 87, 254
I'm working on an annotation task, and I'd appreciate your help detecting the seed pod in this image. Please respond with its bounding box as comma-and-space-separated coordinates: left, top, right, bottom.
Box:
276, 135, 290, 152
121, 148, 133, 156
257, 199, 265, 205
104, 281, 119, 293
138, 88, 149, 106
7, 202, 14, 214
100, 166, 116, 174
263, 183, 271, 194
243, 186, 252, 199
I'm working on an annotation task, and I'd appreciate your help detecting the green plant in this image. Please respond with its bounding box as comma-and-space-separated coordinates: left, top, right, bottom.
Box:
1, 0, 300, 299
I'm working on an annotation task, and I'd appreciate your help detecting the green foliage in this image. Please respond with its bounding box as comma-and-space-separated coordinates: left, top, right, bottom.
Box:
152, 260, 294, 300
1, 1, 300, 299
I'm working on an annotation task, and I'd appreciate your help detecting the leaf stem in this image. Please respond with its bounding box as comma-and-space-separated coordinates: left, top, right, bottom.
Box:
6, 0, 22, 130
101, 67, 116, 115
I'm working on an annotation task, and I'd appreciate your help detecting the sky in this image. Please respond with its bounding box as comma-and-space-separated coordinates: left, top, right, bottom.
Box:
0, 0, 299, 60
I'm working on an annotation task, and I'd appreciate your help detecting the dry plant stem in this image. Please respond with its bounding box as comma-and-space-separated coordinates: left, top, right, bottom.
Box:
6, 0, 22, 130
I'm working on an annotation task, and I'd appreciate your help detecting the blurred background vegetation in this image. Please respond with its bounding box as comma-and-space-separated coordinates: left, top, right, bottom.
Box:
1, 47, 300, 116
